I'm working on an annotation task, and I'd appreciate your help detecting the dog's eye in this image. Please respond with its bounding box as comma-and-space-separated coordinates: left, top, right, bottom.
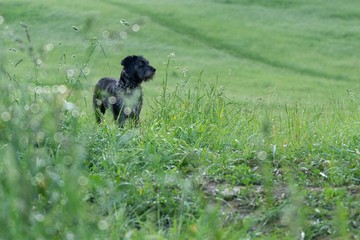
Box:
138, 61, 144, 66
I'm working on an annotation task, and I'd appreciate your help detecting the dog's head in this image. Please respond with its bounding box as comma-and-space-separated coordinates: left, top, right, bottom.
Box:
121, 55, 156, 87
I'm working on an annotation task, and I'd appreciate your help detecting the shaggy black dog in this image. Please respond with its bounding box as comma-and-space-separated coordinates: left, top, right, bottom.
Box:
93, 55, 156, 127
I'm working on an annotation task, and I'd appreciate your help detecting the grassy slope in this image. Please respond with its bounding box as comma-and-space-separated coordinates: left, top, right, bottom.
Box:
121, 0, 360, 102
0, 0, 359, 239
2, 0, 360, 102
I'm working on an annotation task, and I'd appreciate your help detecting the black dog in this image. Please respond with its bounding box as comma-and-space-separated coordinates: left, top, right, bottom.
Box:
93, 55, 156, 127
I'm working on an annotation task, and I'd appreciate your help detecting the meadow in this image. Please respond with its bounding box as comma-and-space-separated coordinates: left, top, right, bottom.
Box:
0, 0, 359, 239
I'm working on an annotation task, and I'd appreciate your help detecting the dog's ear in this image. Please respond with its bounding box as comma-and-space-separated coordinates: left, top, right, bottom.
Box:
121, 56, 136, 67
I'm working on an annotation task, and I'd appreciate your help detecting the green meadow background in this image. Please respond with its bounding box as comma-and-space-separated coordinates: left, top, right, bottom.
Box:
0, 0, 359, 239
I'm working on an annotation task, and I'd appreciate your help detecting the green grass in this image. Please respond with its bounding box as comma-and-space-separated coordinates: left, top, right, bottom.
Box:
0, 0, 360, 239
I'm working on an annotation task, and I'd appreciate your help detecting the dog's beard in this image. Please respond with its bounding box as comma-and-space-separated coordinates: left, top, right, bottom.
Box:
143, 69, 156, 81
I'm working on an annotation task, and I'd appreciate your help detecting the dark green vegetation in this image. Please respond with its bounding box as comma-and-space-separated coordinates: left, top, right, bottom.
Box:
0, 0, 359, 239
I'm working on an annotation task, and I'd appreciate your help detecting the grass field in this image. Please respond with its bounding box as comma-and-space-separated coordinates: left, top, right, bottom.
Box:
1, 0, 360, 239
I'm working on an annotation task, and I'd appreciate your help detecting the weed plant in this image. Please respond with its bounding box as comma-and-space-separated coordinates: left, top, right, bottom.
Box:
1, 18, 359, 240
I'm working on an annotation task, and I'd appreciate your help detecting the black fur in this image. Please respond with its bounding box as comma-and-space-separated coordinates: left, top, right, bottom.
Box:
93, 55, 156, 127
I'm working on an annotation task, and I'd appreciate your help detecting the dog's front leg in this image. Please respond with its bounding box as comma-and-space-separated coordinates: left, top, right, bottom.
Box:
117, 112, 128, 128
111, 103, 124, 128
